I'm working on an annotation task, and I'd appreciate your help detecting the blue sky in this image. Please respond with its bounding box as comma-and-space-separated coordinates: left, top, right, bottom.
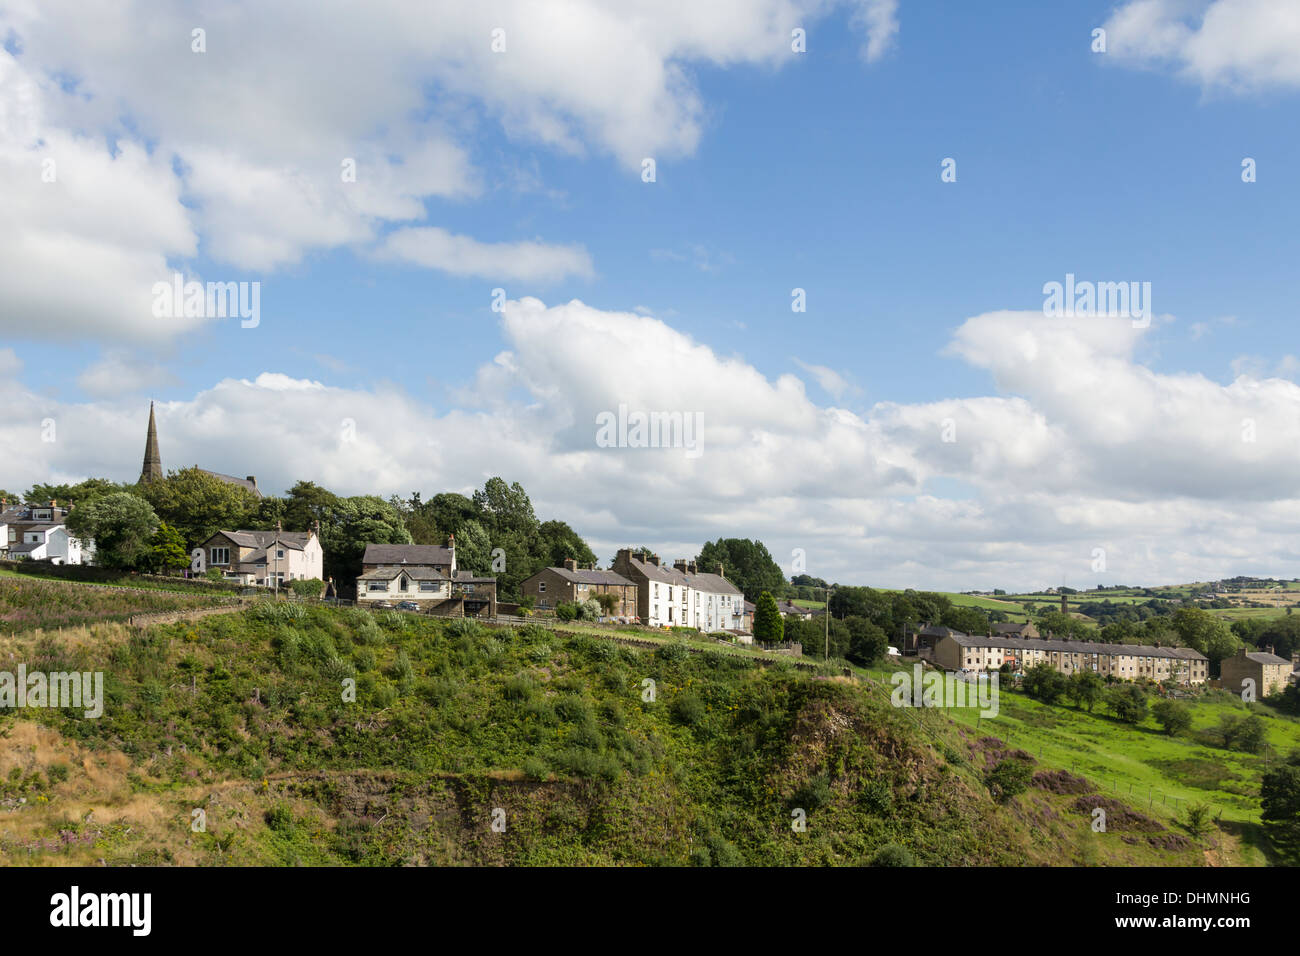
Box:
3, 0, 1300, 590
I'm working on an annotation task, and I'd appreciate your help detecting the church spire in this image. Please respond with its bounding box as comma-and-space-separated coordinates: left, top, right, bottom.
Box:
140, 401, 162, 483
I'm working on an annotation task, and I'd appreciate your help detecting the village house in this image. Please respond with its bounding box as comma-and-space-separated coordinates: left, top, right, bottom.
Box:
611, 548, 745, 630
197, 524, 323, 587
0, 499, 91, 565
932, 631, 1209, 686
356, 539, 497, 617
520, 560, 638, 619
1220, 646, 1294, 698
777, 600, 814, 621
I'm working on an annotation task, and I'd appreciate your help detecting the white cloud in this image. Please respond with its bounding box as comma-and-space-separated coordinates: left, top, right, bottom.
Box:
76, 352, 182, 397
4, 301, 1300, 591
376, 228, 594, 282
0, 0, 896, 342
793, 358, 859, 400
1103, 0, 1300, 92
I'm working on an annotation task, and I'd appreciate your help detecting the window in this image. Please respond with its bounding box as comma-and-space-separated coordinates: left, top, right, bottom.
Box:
367, 582, 386, 592
276, 549, 285, 559
419, 582, 438, 592
539, 582, 547, 593
210, 547, 230, 566
399, 576, 408, 592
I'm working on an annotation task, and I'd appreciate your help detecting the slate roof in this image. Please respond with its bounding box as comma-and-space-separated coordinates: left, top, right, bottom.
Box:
362, 543, 453, 566
198, 470, 262, 497
684, 571, 743, 596
219, 530, 312, 551
622, 556, 740, 596
549, 567, 635, 587
1242, 650, 1292, 665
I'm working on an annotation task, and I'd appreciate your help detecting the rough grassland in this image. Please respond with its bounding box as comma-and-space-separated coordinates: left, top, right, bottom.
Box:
0, 604, 1212, 866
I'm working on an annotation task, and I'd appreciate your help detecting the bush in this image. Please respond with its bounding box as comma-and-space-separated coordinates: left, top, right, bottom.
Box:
445, 618, 483, 640
986, 758, 1033, 802
555, 603, 579, 622
672, 691, 706, 726
790, 773, 832, 811
1152, 699, 1193, 736
1106, 684, 1149, 724
288, 578, 325, 598
870, 843, 913, 867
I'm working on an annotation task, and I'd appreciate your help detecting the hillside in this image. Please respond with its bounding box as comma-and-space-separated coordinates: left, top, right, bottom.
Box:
0, 602, 1214, 866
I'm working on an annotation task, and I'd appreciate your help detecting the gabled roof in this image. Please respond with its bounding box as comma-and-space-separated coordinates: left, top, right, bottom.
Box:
684, 572, 743, 596
1242, 650, 1291, 665
544, 566, 635, 586
198, 469, 262, 497
362, 543, 452, 566
218, 530, 312, 551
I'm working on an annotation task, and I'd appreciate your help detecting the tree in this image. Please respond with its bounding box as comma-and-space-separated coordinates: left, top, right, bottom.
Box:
1171, 607, 1240, 669
472, 477, 538, 538
1022, 663, 1067, 704
138, 467, 260, 549
1260, 752, 1300, 857
1151, 699, 1193, 736
536, 519, 597, 568
318, 495, 413, 586
694, 538, 785, 603
454, 520, 493, 576
1105, 684, 1149, 724
593, 592, 619, 617
283, 480, 342, 532
753, 591, 784, 644
845, 616, 888, 666
1066, 670, 1105, 712
65, 492, 159, 570
147, 521, 189, 573
24, 478, 128, 507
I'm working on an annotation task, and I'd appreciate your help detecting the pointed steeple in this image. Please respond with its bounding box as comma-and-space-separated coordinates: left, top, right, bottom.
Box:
140, 401, 163, 483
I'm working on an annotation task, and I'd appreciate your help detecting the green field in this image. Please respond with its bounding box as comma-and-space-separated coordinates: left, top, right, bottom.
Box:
863, 661, 1300, 865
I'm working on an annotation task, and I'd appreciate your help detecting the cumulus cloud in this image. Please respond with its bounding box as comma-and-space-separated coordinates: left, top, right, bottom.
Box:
3, 301, 1299, 590
1103, 0, 1300, 91
76, 352, 183, 398
0, 0, 896, 342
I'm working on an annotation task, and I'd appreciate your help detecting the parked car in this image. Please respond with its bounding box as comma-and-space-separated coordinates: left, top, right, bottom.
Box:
396, 601, 420, 611
370, 601, 394, 609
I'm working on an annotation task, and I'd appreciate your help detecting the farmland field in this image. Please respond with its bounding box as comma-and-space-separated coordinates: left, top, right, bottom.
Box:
0, 573, 232, 633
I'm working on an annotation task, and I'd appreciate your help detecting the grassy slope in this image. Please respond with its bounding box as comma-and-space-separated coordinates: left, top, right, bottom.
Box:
0, 600, 1213, 867
0, 573, 229, 632
863, 663, 1300, 865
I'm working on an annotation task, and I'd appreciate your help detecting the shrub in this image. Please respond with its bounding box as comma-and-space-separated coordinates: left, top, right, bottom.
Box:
555, 602, 579, 622
986, 758, 1033, 802
791, 773, 832, 811
521, 756, 549, 780
859, 777, 893, 815
1152, 699, 1193, 736
672, 691, 706, 726
870, 843, 913, 867
288, 578, 324, 598
445, 618, 482, 640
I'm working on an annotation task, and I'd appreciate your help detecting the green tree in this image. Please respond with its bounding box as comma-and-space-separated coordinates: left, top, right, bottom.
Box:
1171, 607, 1240, 668
65, 492, 159, 570
753, 591, 784, 644
1106, 684, 1149, 724
1066, 670, 1105, 712
536, 519, 597, 568
1151, 699, 1193, 735
24, 478, 128, 507
694, 538, 785, 603
138, 467, 260, 549
1260, 752, 1300, 857
147, 521, 189, 573
454, 520, 493, 576
319, 495, 413, 586
1022, 663, 1067, 704
845, 616, 889, 666
283, 480, 342, 532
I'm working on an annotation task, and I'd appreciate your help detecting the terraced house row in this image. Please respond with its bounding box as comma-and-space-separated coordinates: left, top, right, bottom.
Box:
928, 630, 1210, 685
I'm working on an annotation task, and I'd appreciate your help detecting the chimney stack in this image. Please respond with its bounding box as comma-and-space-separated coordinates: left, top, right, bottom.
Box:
649, 553, 660, 567
673, 559, 688, 573
564, 558, 577, 572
